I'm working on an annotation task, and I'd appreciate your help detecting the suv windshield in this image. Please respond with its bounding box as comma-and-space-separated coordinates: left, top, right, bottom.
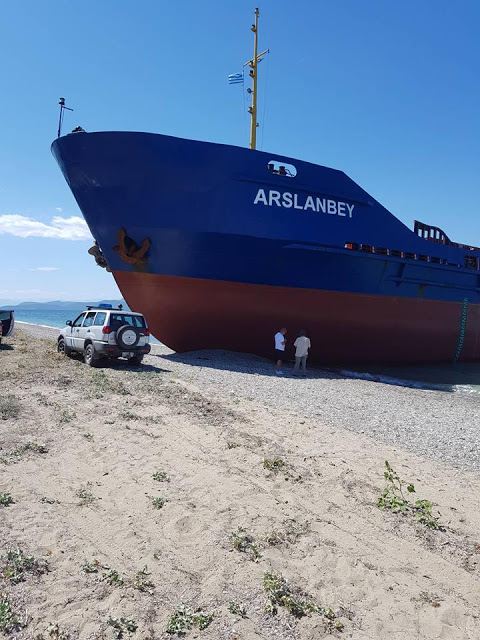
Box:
109, 314, 146, 330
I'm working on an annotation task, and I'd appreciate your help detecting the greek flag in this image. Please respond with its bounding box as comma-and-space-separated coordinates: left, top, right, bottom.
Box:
228, 72, 244, 85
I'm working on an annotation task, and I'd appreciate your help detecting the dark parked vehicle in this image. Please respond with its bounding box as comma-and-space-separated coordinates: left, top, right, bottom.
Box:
0, 310, 15, 344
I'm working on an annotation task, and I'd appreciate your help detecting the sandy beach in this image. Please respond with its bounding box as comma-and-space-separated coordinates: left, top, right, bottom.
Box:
1, 325, 480, 639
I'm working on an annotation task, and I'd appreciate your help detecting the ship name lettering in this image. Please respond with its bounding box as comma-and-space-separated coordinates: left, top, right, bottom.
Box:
253, 189, 354, 217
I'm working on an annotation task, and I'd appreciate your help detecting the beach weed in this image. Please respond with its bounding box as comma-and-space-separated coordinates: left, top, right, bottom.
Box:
102, 568, 124, 586
12, 442, 48, 458
76, 484, 96, 506
152, 471, 169, 482
83, 432, 94, 440
152, 497, 168, 510
265, 519, 310, 546
0, 493, 14, 507
0, 396, 20, 420
37, 622, 71, 639
59, 409, 76, 424
227, 442, 239, 449
0, 592, 21, 632
2, 548, 49, 583
133, 566, 154, 593
378, 461, 442, 529
230, 527, 261, 561
82, 559, 123, 585
40, 497, 57, 504
166, 605, 214, 635
263, 572, 341, 628
263, 457, 285, 472
34, 392, 56, 407
107, 617, 137, 638
227, 601, 247, 618
417, 591, 442, 607
121, 411, 140, 420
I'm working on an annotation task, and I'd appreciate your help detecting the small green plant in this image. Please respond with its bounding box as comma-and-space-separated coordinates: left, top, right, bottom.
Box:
230, 527, 261, 561
0, 592, 21, 632
12, 442, 48, 457
227, 442, 239, 449
265, 519, 309, 546
40, 496, 58, 504
83, 432, 94, 440
227, 601, 247, 618
152, 471, 169, 482
0, 396, 20, 420
378, 461, 442, 529
121, 411, 140, 420
0, 493, 14, 507
37, 622, 71, 639
102, 568, 124, 586
166, 605, 214, 635
263, 457, 285, 472
2, 548, 49, 583
76, 484, 96, 506
82, 559, 123, 586
152, 497, 168, 509
107, 617, 137, 638
133, 566, 154, 593
59, 409, 76, 424
263, 572, 342, 629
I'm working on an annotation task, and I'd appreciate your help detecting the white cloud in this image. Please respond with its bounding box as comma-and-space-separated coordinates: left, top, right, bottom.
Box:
0, 214, 92, 241
27, 267, 60, 272
55, 207, 63, 212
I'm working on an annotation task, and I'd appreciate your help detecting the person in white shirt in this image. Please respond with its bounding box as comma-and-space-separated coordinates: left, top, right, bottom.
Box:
293, 330, 311, 377
274, 327, 287, 375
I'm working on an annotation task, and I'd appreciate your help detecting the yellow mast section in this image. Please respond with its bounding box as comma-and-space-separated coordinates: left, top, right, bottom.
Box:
245, 8, 269, 150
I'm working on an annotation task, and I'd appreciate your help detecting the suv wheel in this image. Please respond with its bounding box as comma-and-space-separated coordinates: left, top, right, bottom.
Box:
57, 338, 71, 357
84, 343, 98, 367
128, 355, 143, 367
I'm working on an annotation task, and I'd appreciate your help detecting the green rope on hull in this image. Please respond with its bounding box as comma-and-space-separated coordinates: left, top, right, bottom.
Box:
452, 298, 468, 363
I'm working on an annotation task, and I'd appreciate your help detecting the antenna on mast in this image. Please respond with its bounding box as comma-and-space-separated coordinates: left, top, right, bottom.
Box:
244, 8, 269, 150
57, 97, 73, 138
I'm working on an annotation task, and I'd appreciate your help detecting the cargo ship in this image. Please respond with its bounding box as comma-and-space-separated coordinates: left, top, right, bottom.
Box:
51, 10, 480, 364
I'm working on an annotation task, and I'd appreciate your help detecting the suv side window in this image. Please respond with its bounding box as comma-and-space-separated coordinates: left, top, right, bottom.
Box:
72, 313, 86, 327
93, 312, 107, 326
83, 312, 96, 327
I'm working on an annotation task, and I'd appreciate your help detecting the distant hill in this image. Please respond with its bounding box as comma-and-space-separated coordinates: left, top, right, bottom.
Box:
2, 299, 129, 311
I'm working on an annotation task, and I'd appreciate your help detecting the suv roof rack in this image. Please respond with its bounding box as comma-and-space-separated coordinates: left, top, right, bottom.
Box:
85, 304, 123, 311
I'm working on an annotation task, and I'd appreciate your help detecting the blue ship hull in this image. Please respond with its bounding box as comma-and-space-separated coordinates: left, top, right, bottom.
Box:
51, 131, 480, 363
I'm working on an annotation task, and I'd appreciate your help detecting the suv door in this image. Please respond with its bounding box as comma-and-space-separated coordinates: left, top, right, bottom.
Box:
70, 312, 86, 350
77, 311, 96, 352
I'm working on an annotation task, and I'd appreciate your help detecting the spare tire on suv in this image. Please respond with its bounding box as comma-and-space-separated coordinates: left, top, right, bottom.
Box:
116, 324, 140, 349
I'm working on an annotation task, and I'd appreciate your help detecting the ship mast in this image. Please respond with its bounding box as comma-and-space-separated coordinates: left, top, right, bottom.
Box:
245, 8, 269, 150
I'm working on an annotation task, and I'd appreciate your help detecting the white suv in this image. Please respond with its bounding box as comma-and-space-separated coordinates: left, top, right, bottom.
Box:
57, 304, 151, 367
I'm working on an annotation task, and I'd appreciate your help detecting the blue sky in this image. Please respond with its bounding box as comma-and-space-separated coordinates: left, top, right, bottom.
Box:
1, 0, 479, 302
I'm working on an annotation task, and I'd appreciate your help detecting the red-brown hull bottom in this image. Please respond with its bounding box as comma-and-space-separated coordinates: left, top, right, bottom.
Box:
113, 272, 480, 364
